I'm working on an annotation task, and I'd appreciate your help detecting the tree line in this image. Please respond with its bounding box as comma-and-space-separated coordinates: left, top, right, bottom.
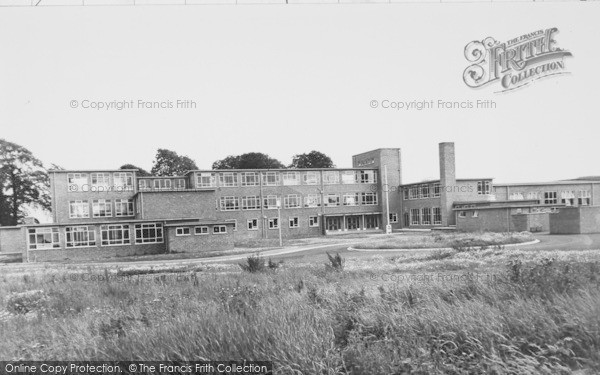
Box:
0, 138, 335, 225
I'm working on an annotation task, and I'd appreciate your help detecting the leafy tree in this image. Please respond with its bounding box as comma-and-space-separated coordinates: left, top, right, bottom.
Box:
0, 139, 50, 226
290, 151, 335, 168
212, 152, 285, 169
120, 164, 151, 176
150, 149, 198, 176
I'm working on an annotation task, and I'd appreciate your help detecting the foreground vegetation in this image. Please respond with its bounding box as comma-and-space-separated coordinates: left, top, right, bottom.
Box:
1, 246, 599, 374
353, 231, 535, 250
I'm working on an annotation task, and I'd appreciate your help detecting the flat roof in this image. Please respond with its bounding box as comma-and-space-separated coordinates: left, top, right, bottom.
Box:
164, 219, 235, 227
494, 180, 600, 187
185, 168, 379, 174
401, 178, 493, 186
49, 169, 138, 173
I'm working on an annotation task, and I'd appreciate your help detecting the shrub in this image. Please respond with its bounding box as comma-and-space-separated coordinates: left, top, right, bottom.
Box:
6, 290, 47, 315
267, 258, 282, 270
239, 254, 265, 273
325, 252, 345, 272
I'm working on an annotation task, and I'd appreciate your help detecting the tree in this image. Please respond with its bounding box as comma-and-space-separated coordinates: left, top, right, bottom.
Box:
0, 139, 50, 226
150, 149, 198, 176
290, 151, 335, 168
120, 164, 151, 176
212, 152, 285, 169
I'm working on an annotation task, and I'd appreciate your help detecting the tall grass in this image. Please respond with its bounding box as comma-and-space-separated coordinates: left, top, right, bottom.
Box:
1, 253, 599, 374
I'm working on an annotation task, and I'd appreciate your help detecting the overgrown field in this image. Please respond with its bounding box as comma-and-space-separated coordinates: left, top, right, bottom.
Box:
353, 231, 535, 250
1, 246, 599, 374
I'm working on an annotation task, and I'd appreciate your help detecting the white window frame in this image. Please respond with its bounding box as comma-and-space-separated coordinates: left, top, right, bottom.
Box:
544, 191, 558, 205
420, 184, 430, 199
66, 226, 96, 248
341, 171, 356, 184
262, 172, 280, 186
410, 209, 420, 225
91, 173, 111, 190
213, 225, 227, 234
268, 218, 279, 229
115, 199, 134, 217
194, 226, 209, 235
389, 213, 398, 223
284, 194, 301, 209
403, 188, 409, 200
69, 200, 89, 219
113, 172, 133, 190
264, 195, 279, 210
100, 224, 131, 246
67, 173, 88, 192
343, 193, 359, 206
176, 227, 191, 236
92, 199, 112, 217
325, 194, 340, 207
289, 217, 299, 228
309, 216, 319, 227
421, 208, 431, 225
304, 194, 321, 208
247, 219, 258, 231
219, 196, 239, 211
175, 179, 186, 190
219, 172, 238, 187
196, 172, 217, 188
409, 186, 419, 200
134, 223, 164, 244
282, 172, 300, 186
241, 196, 260, 210
358, 170, 377, 184
361, 192, 378, 205
323, 171, 340, 185
578, 190, 591, 206
433, 207, 442, 225
240, 172, 259, 187
28, 227, 60, 250
138, 179, 150, 191
303, 171, 319, 185
433, 183, 441, 198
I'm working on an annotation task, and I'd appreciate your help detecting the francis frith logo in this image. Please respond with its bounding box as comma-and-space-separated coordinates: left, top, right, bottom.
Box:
463, 28, 572, 92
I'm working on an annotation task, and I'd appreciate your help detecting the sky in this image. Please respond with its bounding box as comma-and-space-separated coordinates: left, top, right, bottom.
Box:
0, 2, 599, 185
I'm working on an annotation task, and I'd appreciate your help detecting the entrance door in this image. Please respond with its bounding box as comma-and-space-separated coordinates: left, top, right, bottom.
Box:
326, 217, 341, 231
346, 216, 360, 230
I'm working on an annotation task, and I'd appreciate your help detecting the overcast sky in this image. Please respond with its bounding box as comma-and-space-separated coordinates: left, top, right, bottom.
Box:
1, 3, 599, 185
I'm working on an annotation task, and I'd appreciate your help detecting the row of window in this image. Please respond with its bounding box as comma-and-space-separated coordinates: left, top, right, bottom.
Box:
508, 190, 591, 206
195, 170, 377, 188
27, 223, 164, 250
408, 208, 443, 225
218, 193, 378, 211
67, 172, 134, 191
403, 184, 442, 200
68, 199, 134, 218
175, 225, 227, 236
139, 178, 187, 191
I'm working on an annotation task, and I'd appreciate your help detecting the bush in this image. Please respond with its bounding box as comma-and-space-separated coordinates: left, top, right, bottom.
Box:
239, 254, 265, 273
325, 252, 345, 272
267, 258, 282, 270
6, 290, 47, 314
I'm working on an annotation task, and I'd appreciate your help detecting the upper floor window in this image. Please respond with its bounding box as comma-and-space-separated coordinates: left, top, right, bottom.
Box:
341, 171, 356, 184
113, 172, 133, 190
67, 173, 88, 192
509, 192, 524, 200
284, 194, 301, 209
433, 183, 441, 198
263, 195, 279, 209
153, 179, 172, 190
304, 194, 321, 208
69, 200, 89, 219
325, 194, 340, 207
303, 172, 320, 185
219, 196, 239, 211
241, 196, 260, 210
262, 172, 279, 186
361, 192, 378, 205
219, 172, 238, 187
578, 190, 591, 206
403, 188, 409, 200
92, 199, 112, 217
477, 181, 491, 195
240, 172, 259, 186
358, 170, 377, 184
409, 186, 419, 200
196, 172, 216, 188
323, 171, 340, 185
115, 199, 134, 217
282, 172, 300, 186
343, 193, 359, 206
175, 179, 186, 190
527, 191, 541, 201
138, 179, 151, 191
544, 191, 558, 205
91, 173, 110, 189
420, 184, 430, 199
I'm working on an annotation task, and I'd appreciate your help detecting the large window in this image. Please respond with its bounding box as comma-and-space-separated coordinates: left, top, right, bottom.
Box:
303, 172, 319, 185
341, 171, 356, 184
115, 199, 134, 217
420, 185, 430, 199
113, 172, 133, 190
304, 194, 321, 207
343, 193, 359, 206
66, 226, 96, 248
69, 200, 89, 219
101, 224, 130, 246
527, 191, 541, 201
263, 195, 279, 209
219, 196, 239, 211
509, 192, 524, 200
135, 223, 164, 244
195, 226, 208, 235
92, 199, 112, 217
410, 208, 420, 225
262, 172, 279, 186
91, 173, 110, 189
433, 183, 441, 198
325, 194, 340, 207
323, 171, 340, 185
544, 191, 558, 205
196, 173, 217, 188
138, 179, 151, 191
219, 172, 238, 187
175, 179, 186, 190
560, 191, 575, 206
28, 228, 60, 250
284, 194, 301, 209
358, 170, 377, 184
241, 196, 260, 210
176, 227, 191, 236
67, 173, 88, 192
477, 181, 491, 195
578, 190, 591, 206
409, 186, 419, 200
240, 172, 259, 186
433, 207, 442, 225
421, 208, 431, 225
361, 192, 378, 205
282, 172, 300, 186
153, 179, 172, 190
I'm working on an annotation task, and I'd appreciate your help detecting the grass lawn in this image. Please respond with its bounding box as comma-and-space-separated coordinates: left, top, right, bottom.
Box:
1, 245, 599, 374
353, 231, 536, 250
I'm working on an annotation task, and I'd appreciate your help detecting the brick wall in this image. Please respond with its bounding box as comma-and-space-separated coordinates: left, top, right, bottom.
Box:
550, 207, 581, 234
167, 226, 234, 253
579, 206, 600, 233
456, 208, 511, 232
29, 242, 165, 262
512, 213, 550, 232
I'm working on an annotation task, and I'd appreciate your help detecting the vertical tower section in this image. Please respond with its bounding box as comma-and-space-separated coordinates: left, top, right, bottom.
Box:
439, 142, 457, 226
352, 148, 402, 230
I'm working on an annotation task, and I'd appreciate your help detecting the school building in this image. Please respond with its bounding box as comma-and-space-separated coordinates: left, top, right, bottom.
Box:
0, 142, 599, 261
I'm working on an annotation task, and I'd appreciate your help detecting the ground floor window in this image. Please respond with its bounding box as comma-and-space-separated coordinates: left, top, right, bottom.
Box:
247, 219, 258, 231
389, 213, 398, 223
326, 217, 342, 231
268, 218, 279, 229
213, 225, 227, 234
176, 227, 191, 236
365, 215, 379, 229
459, 211, 467, 218
66, 226, 96, 248
28, 227, 60, 250
135, 223, 164, 244
195, 226, 208, 235
101, 224, 130, 246
410, 209, 420, 225
289, 217, 299, 228
433, 207, 442, 225
309, 216, 319, 227
421, 208, 431, 225
346, 216, 360, 230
